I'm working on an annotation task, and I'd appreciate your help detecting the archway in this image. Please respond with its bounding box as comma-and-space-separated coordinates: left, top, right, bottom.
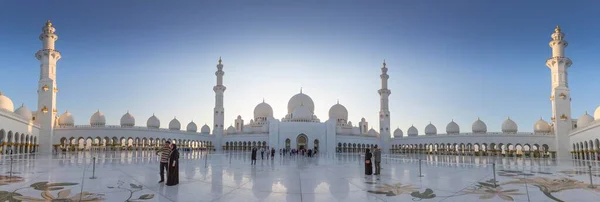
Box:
296, 134, 308, 150
285, 138, 291, 150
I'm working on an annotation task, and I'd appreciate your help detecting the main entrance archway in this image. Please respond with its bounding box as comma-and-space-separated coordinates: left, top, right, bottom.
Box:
297, 134, 308, 150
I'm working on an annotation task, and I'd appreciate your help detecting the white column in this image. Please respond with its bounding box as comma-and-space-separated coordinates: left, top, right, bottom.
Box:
546, 26, 573, 160
36, 20, 61, 154
213, 57, 226, 152
378, 60, 392, 153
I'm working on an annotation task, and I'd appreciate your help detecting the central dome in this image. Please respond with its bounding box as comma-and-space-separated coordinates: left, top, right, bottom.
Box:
291, 103, 313, 120
254, 101, 273, 119
287, 91, 315, 114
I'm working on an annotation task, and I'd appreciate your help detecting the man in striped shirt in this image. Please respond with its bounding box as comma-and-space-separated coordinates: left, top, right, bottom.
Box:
157, 141, 171, 183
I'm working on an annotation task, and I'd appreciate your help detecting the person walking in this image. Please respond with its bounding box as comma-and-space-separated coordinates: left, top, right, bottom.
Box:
166, 144, 179, 186
266, 148, 270, 160
373, 145, 381, 176
365, 148, 373, 176
251, 147, 257, 165
156, 141, 171, 183
271, 148, 275, 159
261, 147, 265, 160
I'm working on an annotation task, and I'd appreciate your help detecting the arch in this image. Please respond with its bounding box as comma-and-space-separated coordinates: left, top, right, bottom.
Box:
297, 134, 308, 150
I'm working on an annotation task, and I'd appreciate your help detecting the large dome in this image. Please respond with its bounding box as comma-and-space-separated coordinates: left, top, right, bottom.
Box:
287, 91, 315, 114
201, 124, 210, 134
186, 121, 197, 132
534, 118, 551, 133
147, 114, 160, 129
425, 122, 437, 135
291, 103, 313, 121
594, 106, 600, 120
120, 111, 135, 127
0, 91, 15, 112
501, 117, 518, 133
169, 117, 181, 130
328, 102, 348, 121
446, 120, 460, 134
577, 111, 594, 128
407, 125, 418, 136
253, 101, 274, 119
472, 118, 487, 133
58, 110, 74, 127
90, 110, 106, 126
15, 104, 32, 121
393, 128, 403, 137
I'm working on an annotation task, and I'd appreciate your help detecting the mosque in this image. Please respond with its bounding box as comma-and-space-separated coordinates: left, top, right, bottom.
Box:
0, 21, 598, 161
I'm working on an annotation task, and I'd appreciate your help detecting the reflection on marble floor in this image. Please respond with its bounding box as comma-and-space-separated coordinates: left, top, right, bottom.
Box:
0, 151, 599, 201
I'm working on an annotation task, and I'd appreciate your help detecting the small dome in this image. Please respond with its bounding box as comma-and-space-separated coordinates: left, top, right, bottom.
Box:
594, 106, 600, 120
0, 91, 14, 112
169, 117, 181, 130
254, 101, 273, 119
120, 111, 135, 127
147, 114, 160, 129
501, 117, 518, 133
425, 122, 437, 135
90, 110, 106, 126
348, 121, 353, 127
472, 118, 487, 133
15, 104, 32, 121
351, 127, 360, 135
577, 111, 594, 127
446, 120, 460, 134
407, 125, 418, 136
58, 110, 74, 127
201, 124, 210, 133
186, 121, 197, 132
368, 128, 378, 136
393, 128, 403, 137
287, 92, 315, 114
534, 118, 551, 133
328, 102, 348, 121
291, 103, 313, 120
226, 125, 236, 134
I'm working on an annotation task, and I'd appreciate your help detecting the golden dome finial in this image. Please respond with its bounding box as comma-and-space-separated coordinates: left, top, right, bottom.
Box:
555, 25, 561, 33
383, 59, 386, 67
218, 56, 222, 64
45, 20, 52, 27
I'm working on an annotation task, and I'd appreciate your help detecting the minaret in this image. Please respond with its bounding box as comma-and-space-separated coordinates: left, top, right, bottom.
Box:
36, 20, 61, 154
377, 60, 391, 153
213, 57, 226, 152
546, 26, 573, 160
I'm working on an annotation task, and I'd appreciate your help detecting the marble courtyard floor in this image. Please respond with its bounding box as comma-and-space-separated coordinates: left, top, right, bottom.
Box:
1, 151, 600, 202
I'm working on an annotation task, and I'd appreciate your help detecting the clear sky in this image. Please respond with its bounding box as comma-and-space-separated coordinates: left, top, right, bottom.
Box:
1, 0, 600, 134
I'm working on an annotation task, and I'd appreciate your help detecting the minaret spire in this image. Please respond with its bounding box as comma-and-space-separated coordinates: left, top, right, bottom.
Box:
546, 25, 572, 160
213, 57, 226, 152
377, 60, 391, 153
36, 20, 61, 154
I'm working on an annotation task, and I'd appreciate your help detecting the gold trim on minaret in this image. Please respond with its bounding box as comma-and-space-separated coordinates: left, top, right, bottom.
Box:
41, 106, 48, 113
560, 114, 568, 120
45, 20, 52, 27
559, 93, 566, 99
42, 85, 49, 91
555, 25, 561, 33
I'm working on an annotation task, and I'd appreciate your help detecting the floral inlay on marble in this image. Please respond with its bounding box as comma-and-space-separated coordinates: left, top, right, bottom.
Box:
0, 179, 104, 202
0, 175, 24, 186
106, 180, 154, 201
503, 177, 600, 202
366, 182, 436, 200
13, 189, 104, 202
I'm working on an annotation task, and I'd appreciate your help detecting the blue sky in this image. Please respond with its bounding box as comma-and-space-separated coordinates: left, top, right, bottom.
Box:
1, 0, 600, 134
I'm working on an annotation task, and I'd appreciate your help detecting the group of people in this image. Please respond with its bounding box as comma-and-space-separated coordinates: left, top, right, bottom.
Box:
279, 148, 318, 157
157, 141, 180, 186
364, 145, 382, 177
251, 147, 275, 165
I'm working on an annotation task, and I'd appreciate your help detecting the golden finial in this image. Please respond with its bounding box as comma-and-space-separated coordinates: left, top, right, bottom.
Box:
218, 57, 222, 64
383, 59, 386, 67
555, 25, 561, 33
300, 87, 303, 94
45, 20, 52, 27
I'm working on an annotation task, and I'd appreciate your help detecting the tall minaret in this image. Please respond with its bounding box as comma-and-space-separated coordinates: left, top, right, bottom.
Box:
213, 57, 226, 152
378, 60, 391, 153
546, 26, 573, 160
36, 20, 61, 154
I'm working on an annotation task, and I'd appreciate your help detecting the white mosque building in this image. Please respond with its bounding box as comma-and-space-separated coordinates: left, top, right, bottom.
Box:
0, 21, 598, 161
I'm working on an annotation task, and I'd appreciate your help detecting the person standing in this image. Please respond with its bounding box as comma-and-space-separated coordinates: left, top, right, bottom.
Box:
157, 141, 171, 183
373, 145, 381, 176
251, 147, 257, 165
365, 148, 373, 176
166, 144, 179, 186
261, 147, 265, 160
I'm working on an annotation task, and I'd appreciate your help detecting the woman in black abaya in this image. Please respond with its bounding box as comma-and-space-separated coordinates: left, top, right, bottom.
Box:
365, 148, 373, 175
166, 143, 179, 186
